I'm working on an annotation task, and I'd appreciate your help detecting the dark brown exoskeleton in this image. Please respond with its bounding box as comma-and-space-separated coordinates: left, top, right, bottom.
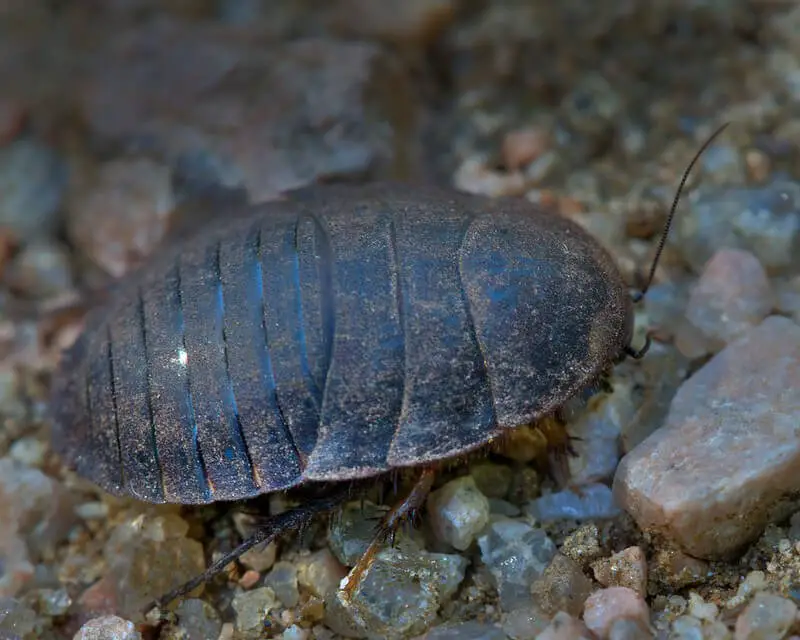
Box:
48, 124, 729, 613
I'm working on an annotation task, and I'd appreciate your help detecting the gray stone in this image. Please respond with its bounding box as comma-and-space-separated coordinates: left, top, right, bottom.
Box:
477, 519, 556, 611
734, 592, 797, 639
427, 476, 491, 551
334, 547, 468, 638
677, 178, 800, 275
174, 598, 222, 640
73, 615, 141, 640
525, 483, 621, 522
0, 138, 67, 241
232, 587, 279, 635
265, 561, 299, 607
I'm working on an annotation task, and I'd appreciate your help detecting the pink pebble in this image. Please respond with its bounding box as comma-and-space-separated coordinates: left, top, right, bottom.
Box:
583, 587, 650, 639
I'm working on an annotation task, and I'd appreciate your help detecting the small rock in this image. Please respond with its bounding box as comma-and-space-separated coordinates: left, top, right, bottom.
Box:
35, 587, 72, 616
174, 599, 222, 640
7, 437, 47, 467
427, 476, 491, 551
265, 561, 299, 607
3, 237, 75, 299
66, 158, 175, 278
0, 457, 77, 596
530, 554, 593, 616
650, 547, 709, 590
566, 381, 636, 486
477, 519, 557, 611
591, 547, 648, 595
488, 499, 521, 517
0, 138, 67, 242
687, 592, 718, 622
73, 615, 141, 640
421, 620, 509, 639
296, 549, 347, 598
232, 587, 279, 635
238, 570, 260, 590
561, 524, 603, 568
239, 541, 277, 573
329, 500, 422, 569
500, 606, 549, 639
0, 597, 37, 637
280, 625, 309, 640
535, 611, 593, 640
614, 315, 800, 559
102, 512, 206, 617
334, 547, 467, 638
502, 127, 551, 171
677, 178, 800, 275
734, 592, 797, 640
583, 587, 650, 639
525, 483, 621, 522
676, 248, 774, 357
470, 462, 514, 499
607, 618, 654, 640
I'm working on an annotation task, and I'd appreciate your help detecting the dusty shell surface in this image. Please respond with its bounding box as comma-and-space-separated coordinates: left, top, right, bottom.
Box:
0, 0, 799, 639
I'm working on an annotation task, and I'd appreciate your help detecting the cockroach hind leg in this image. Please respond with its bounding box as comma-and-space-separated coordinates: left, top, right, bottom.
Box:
141, 484, 352, 618
337, 467, 436, 607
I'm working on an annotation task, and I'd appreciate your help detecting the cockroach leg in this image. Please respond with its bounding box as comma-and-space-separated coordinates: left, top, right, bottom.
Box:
143, 484, 353, 616
338, 467, 436, 604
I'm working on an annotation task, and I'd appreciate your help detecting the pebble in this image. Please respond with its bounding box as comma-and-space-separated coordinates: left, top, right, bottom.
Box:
0, 597, 37, 638
73, 615, 141, 640
264, 561, 299, 607
500, 606, 549, 639
566, 381, 636, 486
0, 457, 76, 597
421, 620, 509, 639
535, 612, 593, 640
66, 158, 175, 278
561, 524, 603, 568
231, 586, 279, 635
329, 500, 421, 566
295, 549, 347, 599
477, 519, 557, 611
470, 462, 514, 500
676, 248, 774, 357
525, 483, 621, 522
502, 126, 551, 171
333, 547, 467, 637
2, 237, 75, 299
583, 587, 651, 640
530, 553, 593, 616
678, 178, 800, 275
734, 592, 797, 640
239, 541, 277, 573
174, 598, 222, 640
591, 546, 648, 595
607, 618, 655, 640
427, 476, 491, 551
100, 512, 206, 617
7, 437, 47, 467
614, 315, 800, 559
0, 138, 67, 242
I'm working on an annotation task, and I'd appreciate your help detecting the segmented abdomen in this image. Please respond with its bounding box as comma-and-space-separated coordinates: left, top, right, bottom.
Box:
54, 186, 615, 505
